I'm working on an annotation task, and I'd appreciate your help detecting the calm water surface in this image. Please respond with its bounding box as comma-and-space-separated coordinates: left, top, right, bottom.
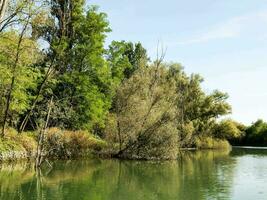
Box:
1, 148, 267, 200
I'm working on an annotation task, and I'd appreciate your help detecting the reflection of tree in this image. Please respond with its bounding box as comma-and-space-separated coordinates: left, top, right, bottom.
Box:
230, 147, 267, 157
0, 162, 34, 200
176, 150, 236, 200
102, 150, 236, 200
0, 150, 237, 200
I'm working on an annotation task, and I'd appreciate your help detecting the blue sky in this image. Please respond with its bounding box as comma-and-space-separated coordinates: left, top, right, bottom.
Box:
89, 0, 267, 124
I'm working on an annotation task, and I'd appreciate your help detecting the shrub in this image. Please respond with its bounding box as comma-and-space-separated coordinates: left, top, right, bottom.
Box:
194, 136, 230, 149
1, 129, 37, 152
0, 129, 37, 161
0, 128, 108, 160
45, 128, 107, 159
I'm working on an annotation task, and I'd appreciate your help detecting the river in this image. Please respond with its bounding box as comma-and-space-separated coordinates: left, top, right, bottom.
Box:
0, 148, 267, 200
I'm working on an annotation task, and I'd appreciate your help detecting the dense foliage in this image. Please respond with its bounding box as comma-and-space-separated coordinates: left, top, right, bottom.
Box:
0, 0, 258, 160
230, 119, 267, 146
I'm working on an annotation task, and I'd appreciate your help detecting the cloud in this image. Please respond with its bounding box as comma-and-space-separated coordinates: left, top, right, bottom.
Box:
177, 11, 267, 45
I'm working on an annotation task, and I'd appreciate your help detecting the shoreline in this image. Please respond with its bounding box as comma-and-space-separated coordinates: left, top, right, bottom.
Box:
232, 146, 267, 150
3, 144, 267, 163
0, 147, 230, 162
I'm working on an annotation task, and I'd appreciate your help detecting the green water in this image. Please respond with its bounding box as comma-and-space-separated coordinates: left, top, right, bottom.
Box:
1, 148, 267, 200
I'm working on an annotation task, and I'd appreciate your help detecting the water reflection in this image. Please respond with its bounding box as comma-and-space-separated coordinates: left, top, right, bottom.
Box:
0, 149, 241, 200
231, 147, 267, 157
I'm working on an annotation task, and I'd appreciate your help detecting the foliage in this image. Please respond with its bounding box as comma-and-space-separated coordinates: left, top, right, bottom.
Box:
107, 40, 149, 83
0, 0, 248, 161
0, 31, 40, 128
31, 2, 114, 131
168, 63, 232, 147
233, 119, 267, 146
213, 119, 245, 140
104, 63, 179, 159
45, 128, 107, 159
194, 136, 230, 149
0, 128, 36, 154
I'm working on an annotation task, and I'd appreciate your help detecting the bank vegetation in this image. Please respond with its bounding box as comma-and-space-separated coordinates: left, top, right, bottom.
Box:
0, 0, 253, 162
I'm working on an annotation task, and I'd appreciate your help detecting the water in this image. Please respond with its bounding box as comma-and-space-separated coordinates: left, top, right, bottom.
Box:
1, 148, 267, 200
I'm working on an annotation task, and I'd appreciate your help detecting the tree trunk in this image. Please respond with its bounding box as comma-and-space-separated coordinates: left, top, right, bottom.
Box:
35, 96, 53, 169
19, 64, 54, 133
0, 0, 9, 23
1, 15, 29, 137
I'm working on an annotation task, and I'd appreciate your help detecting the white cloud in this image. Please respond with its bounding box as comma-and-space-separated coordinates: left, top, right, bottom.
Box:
177, 11, 267, 45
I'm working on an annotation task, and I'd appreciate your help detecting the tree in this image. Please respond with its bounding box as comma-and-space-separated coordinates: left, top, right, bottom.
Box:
168, 63, 231, 147
243, 119, 267, 145
213, 119, 244, 140
20, 2, 113, 132
49, 5, 112, 131
107, 41, 149, 83
0, 10, 41, 136
0, 0, 9, 22
0, 0, 35, 33
105, 61, 178, 159
0, 32, 40, 135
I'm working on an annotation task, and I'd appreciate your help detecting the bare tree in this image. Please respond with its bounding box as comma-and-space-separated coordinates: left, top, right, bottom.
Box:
35, 96, 53, 168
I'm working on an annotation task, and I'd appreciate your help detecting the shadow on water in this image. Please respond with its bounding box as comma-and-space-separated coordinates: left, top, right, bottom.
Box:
0, 149, 236, 200
230, 146, 267, 157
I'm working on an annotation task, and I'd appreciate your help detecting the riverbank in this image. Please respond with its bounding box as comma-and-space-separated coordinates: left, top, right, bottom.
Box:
0, 128, 233, 162
0, 128, 107, 162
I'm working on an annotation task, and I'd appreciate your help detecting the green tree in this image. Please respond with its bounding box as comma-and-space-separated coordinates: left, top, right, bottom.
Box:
243, 119, 267, 145
168, 63, 231, 147
213, 119, 245, 140
107, 41, 149, 83
0, 31, 40, 135
25, 2, 113, 132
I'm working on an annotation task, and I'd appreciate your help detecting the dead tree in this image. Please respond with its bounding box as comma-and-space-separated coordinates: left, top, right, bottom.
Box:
35, 96, 53, 169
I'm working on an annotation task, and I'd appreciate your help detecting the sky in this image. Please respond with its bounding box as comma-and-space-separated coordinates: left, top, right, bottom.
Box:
88, 0, 267, 125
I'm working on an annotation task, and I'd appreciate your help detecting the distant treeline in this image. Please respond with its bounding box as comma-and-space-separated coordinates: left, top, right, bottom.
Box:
230, 120, 267, 146
0, 0, 264, 160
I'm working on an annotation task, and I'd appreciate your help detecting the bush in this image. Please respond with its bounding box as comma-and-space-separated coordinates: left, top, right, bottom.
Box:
1, 129, 36, 152
0, 129, 37, 161
0, 128, 108, 160
45, 128, 107, 159
194, 136, 230, 149
0, 139, 23, 153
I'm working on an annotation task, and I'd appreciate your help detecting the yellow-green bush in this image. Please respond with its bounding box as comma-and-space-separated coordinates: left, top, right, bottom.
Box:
0, 128, 107, 160
194, 136, 230, 149
0, 128, 37, 154
45, 128, 107, 158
